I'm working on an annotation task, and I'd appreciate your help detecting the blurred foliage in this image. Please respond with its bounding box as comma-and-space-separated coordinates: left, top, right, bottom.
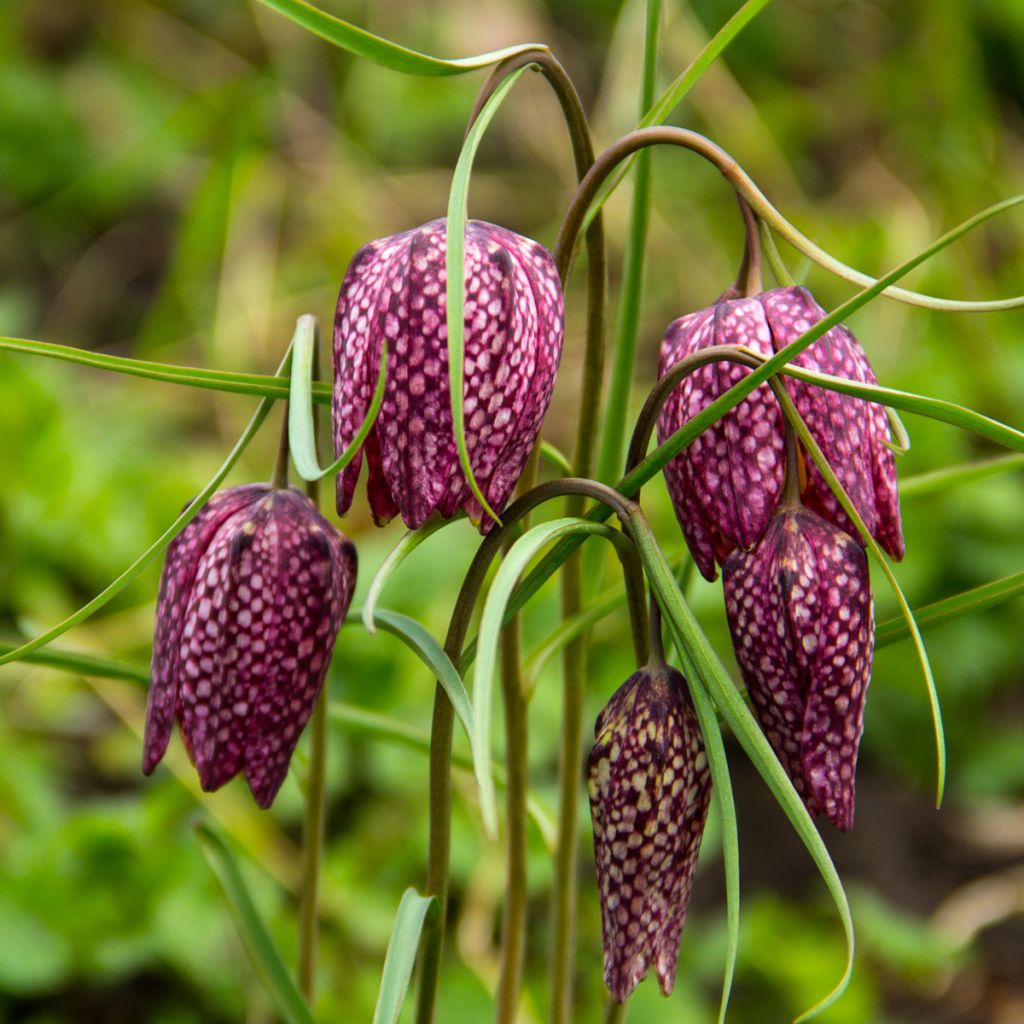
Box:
1, 0, 1023, 1021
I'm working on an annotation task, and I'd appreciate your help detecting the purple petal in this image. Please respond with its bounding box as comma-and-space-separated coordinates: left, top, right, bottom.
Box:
588, 666, 712, 1001
723, 506, 874, 829
243, 491, 356, 807
143, 484, 267, 775
658, 300, 784, 579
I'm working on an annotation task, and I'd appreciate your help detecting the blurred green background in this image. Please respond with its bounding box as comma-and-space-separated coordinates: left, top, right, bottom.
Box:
1, 0, 1023, 1021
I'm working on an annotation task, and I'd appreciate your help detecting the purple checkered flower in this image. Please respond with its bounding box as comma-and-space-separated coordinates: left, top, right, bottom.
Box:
587, 665, 712, 1001
332, 218, 564, 532
656, 285, 903, 580
142, 485, 357, 808
722, 504, 874, 830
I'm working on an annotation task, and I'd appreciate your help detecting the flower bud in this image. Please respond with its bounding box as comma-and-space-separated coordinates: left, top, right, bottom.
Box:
722, 505, 874, 830
332, 218, 564, 531
657, 286, 903, 580
142, 485, 356, 808
587, 665, 712, 1001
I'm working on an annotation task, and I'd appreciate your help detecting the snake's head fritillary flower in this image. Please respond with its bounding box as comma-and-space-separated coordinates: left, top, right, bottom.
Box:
332, 218, 564, 532
722, 505, 874, 830
587, 664, 712, 1001
142, 485, 357, 808
656, 285, 903, 580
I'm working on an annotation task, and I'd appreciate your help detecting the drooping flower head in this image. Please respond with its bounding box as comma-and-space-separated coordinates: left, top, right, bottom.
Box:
587, 665, 712, 1001
657, 285, 903, 580
722, 504, 874, 830
143, 485, 356, 808
332, 218, 564, 532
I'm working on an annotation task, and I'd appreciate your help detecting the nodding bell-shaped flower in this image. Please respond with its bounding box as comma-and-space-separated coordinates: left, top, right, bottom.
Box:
587, 664, 712, 1002
722, 504, 874, 830
332, 218, 564, 532
656, 285, 903, 580
142, 485, 357, 808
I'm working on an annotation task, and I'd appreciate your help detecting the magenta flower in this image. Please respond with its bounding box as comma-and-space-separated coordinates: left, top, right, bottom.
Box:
332, 218, 564, 531
142, 485, 357, 808
722, 505, 874, 830
587, 665, 712, 1001
656, 285, 903, 580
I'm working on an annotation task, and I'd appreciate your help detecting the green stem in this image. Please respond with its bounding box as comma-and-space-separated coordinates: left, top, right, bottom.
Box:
495, 615, 528, 1024
297, 330, 326, 1003
603, 1000, 628, 1024
594, 0, 661, 487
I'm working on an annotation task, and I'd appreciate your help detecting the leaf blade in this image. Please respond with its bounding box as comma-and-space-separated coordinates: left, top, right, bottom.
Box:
372, 889, 438, 1024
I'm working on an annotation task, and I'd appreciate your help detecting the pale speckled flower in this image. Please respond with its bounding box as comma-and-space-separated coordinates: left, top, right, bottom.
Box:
656, 285, 903, 580
587, 665, 712, 1002
142, 485, 357, 808
722, 505, 874, 830
332, 218, 564, 532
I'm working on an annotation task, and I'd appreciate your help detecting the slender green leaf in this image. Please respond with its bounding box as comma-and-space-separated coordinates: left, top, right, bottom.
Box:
899, 454, 1024, 499
539, 440, 573, 477
372, 888, 437, 1024
348, 607, 477, 785
255, 0, 545, 76
473, 517, 623, 838
876, 571, 1024, 649
289, 316, 389, 481
631, 517, 854, 1021
0, 350, 292, 669
776, 389, 946, 807
194, 823, 315, 1024
685, 666, 740, 1024
445, 66, 529, 526
0, 334, 322, 402
0, 643, 150, 684
362, 517, 458, 633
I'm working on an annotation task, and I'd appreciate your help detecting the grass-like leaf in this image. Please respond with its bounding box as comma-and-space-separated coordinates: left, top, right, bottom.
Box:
472, 517, 624, 838
194, 822, 315, 1024
445, 65, 529, 526
876, 571, 1024, 649
372, 888, 438, 1024
361, 518, 459, 633
255, 0, 545, 75
899, 453, 1024, 499
288, 315, 389, 482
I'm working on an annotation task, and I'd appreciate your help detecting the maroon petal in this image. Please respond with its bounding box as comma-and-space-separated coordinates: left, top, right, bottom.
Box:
723, 506, 874, 829
759, 287, 904, 558
588, 665, 712, 1001
243, 491, 356, 807
143, 484, 266, 775
657, 300, 784, 579
332, 231, 414, 520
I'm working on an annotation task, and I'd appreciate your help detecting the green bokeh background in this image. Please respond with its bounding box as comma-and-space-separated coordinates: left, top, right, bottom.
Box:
1, 0, 1023, 1021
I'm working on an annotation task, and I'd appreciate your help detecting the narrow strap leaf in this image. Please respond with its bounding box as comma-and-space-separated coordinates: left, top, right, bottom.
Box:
539, 440, 573, 477
372, 889, 438, 1024
255, 0, 546, 76
362, 517, 459, 633
348, 607, 476, 763
899, 453, 1024, 500
288, 315, 389, 482
445, 64, 530, 527
194, 823, 315, 1024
